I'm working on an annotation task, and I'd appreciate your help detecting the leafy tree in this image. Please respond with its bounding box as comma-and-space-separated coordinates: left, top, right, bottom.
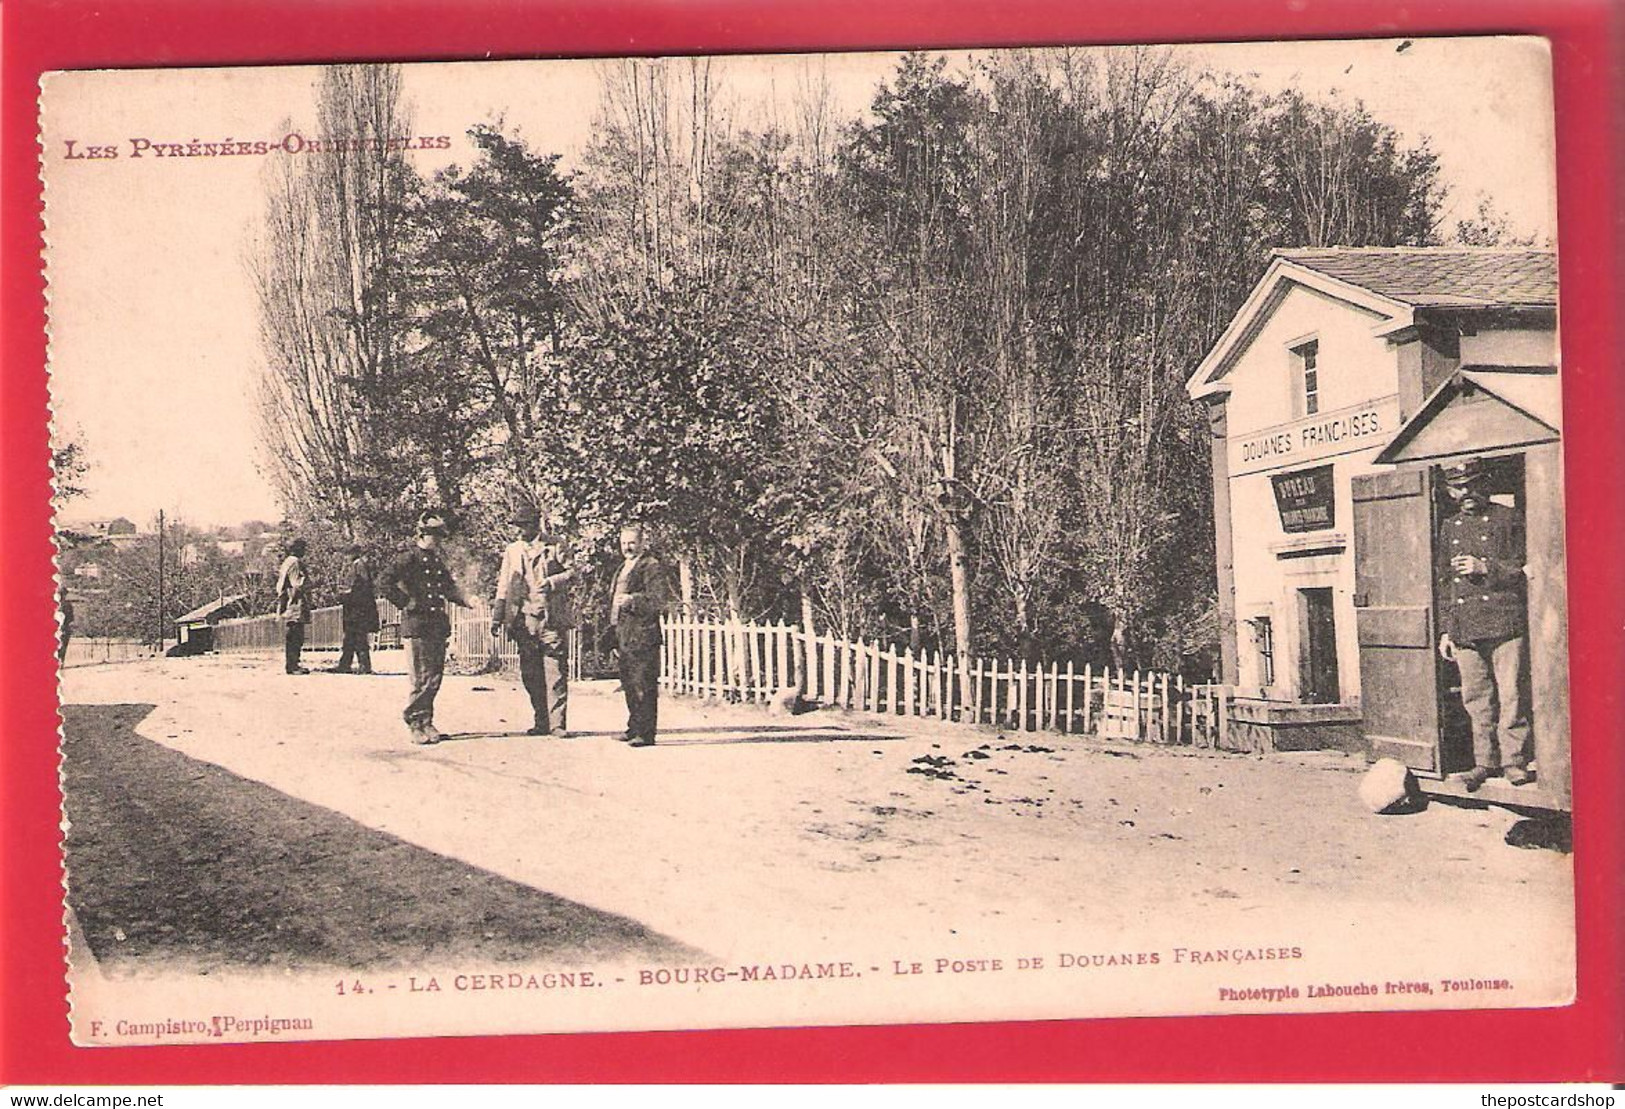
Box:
410, 124, 575, 515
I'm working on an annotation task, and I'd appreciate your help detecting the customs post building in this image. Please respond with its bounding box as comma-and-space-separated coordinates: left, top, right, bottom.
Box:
1186, 248, 1567, 809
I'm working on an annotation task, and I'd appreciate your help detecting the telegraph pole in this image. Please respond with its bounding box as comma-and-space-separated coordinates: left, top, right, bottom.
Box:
156, 508, 165, 653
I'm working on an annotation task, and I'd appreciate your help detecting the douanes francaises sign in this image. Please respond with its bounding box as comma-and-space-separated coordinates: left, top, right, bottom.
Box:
1229, 394, 1401, 478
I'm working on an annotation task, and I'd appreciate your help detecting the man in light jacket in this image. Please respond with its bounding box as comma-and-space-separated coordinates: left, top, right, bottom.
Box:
275, 537, 311, 675
491, 505, 591, 737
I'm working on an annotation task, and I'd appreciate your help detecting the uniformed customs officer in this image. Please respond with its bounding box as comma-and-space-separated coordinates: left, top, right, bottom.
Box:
379, 511, 470, 745
491, 504, 591, 737
1435, 459, 1533, 790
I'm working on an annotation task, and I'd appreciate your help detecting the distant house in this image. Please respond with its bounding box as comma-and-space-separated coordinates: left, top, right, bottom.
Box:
57, 516, 140, 547
172, 594, 252, 655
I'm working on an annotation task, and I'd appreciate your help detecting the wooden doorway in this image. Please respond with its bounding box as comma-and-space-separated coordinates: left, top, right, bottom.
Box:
1296, 587, 1340, 704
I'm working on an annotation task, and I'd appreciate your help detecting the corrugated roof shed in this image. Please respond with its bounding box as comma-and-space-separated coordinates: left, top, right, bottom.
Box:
175, 594, 249, 625
1276, 247, 1557, 308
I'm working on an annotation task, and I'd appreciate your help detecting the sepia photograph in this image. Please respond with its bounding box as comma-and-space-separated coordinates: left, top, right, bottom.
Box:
42, 36, 1574, 1047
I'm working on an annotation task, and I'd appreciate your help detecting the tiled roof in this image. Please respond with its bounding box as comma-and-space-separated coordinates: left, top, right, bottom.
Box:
1276, 247, 1557, 309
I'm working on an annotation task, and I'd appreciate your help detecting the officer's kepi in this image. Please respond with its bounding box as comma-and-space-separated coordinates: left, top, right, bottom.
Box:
1444, 459, 1487, 486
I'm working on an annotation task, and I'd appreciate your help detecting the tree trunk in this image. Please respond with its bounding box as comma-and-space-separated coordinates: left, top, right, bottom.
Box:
800, 587, 818, 698
944, 513, 974, 672
678, 557, 695, 617
724, 561, 747, 693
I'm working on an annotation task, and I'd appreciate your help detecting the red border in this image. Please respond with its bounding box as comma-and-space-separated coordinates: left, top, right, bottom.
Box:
5, 0, 1621, 1085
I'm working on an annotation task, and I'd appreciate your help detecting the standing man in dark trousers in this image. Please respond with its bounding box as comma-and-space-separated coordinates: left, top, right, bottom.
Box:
380, 511, 470, 745
491, 506, 591, 737
1436, 459, 1533, 791
331, 542, 377, 674
276, 537, 311, 675
608, 522, 670, 747
57, 584, 75, 665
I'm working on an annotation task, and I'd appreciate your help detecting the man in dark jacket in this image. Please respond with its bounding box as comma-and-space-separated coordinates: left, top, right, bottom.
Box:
491, 506, 591, 736
608, 522, 670, 747
57, 584, 75, 665
275, 538, 311, 675
331, 543, 378, 674
1436, 459, 1532, 790
379, 512, 470, 745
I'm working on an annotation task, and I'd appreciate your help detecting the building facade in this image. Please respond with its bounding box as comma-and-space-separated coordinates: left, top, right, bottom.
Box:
1187, 248, 1559, 755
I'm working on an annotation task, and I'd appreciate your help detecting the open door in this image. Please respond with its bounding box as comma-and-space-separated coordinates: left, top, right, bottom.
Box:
1352, 469, 1441, 773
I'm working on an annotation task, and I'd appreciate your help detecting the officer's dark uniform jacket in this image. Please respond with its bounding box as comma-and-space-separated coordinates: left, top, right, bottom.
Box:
380, 546, 466, 639
1436, 500, 1526, 644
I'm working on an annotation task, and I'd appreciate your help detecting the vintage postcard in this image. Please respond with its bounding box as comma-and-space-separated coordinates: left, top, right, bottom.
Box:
44, 36, 1574, 1047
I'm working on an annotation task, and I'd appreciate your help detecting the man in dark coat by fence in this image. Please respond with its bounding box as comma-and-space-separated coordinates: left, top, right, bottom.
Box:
607, 522, 670, 748
330, 542, 378, 674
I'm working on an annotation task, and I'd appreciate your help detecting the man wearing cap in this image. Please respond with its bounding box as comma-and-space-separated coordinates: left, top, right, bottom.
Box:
330, 543, 377, 675
1436, 459, 1532, 791
607, 522, 671, 748
275, 538, 312, 675
380, 511, 471, 744
491, 505, 592, 736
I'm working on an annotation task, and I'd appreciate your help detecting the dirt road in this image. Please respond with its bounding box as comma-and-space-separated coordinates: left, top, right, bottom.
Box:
60, 654, 1572, 963
57, 652, 1574, 1041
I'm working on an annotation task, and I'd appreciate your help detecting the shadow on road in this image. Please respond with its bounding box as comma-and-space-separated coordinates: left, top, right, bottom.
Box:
649, 730, 902, 746
432, 724, 906, 746
60, 703, 702, 975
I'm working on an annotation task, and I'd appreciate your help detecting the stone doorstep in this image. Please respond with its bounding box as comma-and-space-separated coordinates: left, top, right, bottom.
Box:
1420, 773, 1559, 811
1228, 698, 1362, 727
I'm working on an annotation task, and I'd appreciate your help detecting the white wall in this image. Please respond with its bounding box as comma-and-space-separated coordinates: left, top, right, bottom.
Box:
1460, 327, 1558, 367
1223, 282, 1403, 704
1225, 284, 1399, 439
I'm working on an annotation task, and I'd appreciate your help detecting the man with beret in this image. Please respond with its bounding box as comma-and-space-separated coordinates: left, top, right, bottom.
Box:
607, 522, 671, 748
1435, 459, 1532, 791
330, 542, 378, 675
275, 537, 312, 675
491, 505, 592, 737
380, 511, 470, 745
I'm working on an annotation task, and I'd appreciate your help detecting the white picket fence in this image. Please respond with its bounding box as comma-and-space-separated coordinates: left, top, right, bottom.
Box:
660, 616, 1236, 749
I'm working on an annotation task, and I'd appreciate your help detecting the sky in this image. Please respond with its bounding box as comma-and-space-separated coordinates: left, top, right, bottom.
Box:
40, 37, 1557, 530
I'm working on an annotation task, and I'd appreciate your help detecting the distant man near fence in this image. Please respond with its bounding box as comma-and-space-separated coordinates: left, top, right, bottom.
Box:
1435, 458, 1532, 792
380, 511, 470, 745
491, 506, 591, 737
608, 522, 670, 748
330, 542, 377, 675
57, 583, 75, 664
275, 538, 311, 675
